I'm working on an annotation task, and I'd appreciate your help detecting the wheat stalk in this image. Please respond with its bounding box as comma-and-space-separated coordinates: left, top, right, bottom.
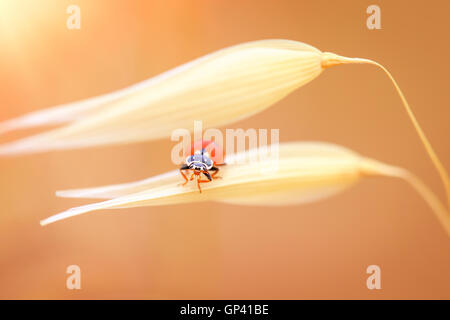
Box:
40, 142, 450, 237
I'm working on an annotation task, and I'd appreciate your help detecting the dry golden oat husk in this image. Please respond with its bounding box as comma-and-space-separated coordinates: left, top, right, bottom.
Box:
41, 142, 450, 237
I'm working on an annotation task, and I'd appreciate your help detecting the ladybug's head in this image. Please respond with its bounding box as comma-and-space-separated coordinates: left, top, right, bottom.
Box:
185, 150, 213, 172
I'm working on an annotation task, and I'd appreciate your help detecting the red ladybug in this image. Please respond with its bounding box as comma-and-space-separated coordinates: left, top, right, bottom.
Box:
179, 140, 226, 193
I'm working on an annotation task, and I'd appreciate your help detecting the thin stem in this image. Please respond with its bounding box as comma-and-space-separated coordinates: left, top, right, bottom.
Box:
322, 52, 450, 210
361, 158, 450, 237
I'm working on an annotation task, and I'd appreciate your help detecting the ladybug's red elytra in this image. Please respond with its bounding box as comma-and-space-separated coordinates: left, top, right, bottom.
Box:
179, 140, 226, 193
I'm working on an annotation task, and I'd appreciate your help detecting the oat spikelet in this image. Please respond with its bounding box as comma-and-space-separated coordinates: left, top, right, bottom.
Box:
41, 142, 450, 237
0, 40, 323, 154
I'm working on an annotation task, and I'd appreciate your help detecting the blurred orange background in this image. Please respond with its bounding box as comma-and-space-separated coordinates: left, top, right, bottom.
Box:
0, 0, 449, 299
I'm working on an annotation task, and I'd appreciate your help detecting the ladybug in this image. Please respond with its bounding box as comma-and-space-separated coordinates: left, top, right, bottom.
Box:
179, 140, 226, 193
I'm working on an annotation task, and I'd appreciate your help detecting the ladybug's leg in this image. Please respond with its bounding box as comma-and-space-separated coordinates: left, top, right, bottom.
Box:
196, 177, 211, 193
179, 168, 190, 186
209, 167, 221, 179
